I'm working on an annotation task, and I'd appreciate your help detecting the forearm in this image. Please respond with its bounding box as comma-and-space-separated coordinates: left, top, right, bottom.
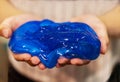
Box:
99, 5, 120, 37
0, 0, 23, 23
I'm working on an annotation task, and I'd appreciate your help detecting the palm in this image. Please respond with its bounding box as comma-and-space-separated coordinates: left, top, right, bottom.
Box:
0, 14, 109, 69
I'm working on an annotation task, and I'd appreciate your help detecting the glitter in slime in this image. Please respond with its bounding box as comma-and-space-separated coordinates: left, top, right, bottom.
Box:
8, 19, 101, 68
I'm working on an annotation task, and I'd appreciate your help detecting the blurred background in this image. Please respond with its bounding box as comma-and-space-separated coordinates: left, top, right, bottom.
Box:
0, 0, 120, 82
0, 38, 8, 82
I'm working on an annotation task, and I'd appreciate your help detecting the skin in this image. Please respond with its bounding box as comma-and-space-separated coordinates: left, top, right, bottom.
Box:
2, 0, 120, 70
0, 14, 95, 69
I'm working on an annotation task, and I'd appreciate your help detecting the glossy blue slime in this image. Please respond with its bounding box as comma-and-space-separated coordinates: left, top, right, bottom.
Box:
8, 19, 101, 68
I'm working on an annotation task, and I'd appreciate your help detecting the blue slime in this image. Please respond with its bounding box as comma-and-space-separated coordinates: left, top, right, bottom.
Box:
8, 19, 101, 68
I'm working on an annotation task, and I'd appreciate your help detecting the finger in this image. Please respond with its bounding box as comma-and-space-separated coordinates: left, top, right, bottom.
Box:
56, 63, 65, 68
56, 63, 61, 68
0, 21, 13, 38
99, 36, 109, 54
13, 53, 31, 61
29, 56, 40, 65
98, 25, 109, 54
70, 58, 90, 66
27, 60, 37, 66
0, 17, 16, 38
38, 63, 46, 70
58, 57, 69, 64
56, 62, 70, 68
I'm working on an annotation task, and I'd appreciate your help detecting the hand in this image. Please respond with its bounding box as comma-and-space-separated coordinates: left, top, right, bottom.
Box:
56, 15, 109, 67
0, 14, 90, 69
0, 14, 47, 70
0, 14, 109, 69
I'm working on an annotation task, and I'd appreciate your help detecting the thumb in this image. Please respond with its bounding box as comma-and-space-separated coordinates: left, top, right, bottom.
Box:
0, 14, 41, 38
0, 18, 13, 38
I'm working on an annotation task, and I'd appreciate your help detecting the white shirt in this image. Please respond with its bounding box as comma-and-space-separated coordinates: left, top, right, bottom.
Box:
8, 0, 120, 82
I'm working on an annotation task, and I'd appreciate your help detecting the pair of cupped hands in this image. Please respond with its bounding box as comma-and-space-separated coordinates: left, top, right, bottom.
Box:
0, 14, 109, 70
